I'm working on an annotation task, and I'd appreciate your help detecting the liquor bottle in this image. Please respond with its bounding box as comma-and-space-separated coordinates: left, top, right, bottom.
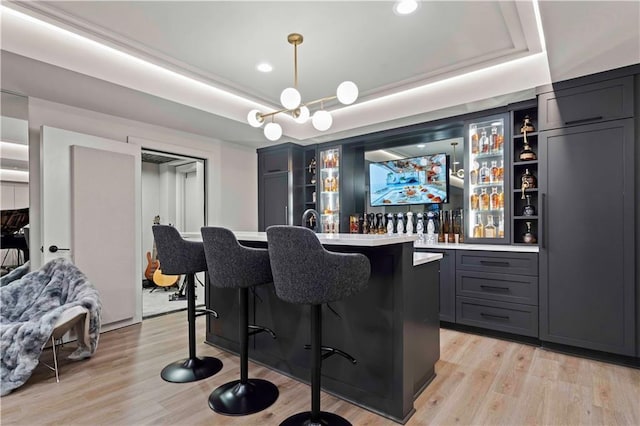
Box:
497, 160, 504, 182
438, 210, 445, 243
387, 213, 394, 235
396, 213, 404, 234
470, 164, 479, 185
523, 195, 536, 216
442, 210, 450, 243
498, 216, 505, 238
490, 160, 499, 183
479, 161, 490, 183
491, 126, 499, 153
426, 213, 437, 244
470, 124, 479, 154
480, 188, 490, 210
523, 221, 537, 244
520, 168, 537, 199
406, 212, 414, 235
447, 211, 455, 243
519, 133, 537, 161
470, 189, 479, 210
376, 213, 384, 234
452, 210, 461, 243
490, 187, 500, 210
458, 210, 464, 243
473, 213, 484, 238
416, 213, 424, 242
485, 215, 497, 238
479, 130, 489, 153
520, 115, 535, 133
498, 187, 505, 209
361, 214, 368, 234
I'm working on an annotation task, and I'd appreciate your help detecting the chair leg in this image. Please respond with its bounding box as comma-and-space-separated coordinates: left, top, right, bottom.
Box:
208, 287, 279, 415
280, 304, 352, 426
160, 273, 223, 383
51, 335, 60, 383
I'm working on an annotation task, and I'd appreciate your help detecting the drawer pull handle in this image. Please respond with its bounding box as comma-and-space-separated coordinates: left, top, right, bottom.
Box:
479, 260, 510, 267
480, 312, 510, 321
565, 116, 603, 125
480, 285, 510, 292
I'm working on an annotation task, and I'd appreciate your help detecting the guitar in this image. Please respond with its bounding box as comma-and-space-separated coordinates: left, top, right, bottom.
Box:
145, 216, 179, 287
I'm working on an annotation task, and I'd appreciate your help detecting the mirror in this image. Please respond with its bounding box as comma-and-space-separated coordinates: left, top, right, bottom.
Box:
1, 90, 29, 275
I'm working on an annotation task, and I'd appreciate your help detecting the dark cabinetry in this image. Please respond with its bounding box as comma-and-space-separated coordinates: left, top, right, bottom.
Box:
416, 248, 455, 322
538, 76, 633, 130
257, 144, 303, 231
538, 119, 635, 355
455, 250, 539, 337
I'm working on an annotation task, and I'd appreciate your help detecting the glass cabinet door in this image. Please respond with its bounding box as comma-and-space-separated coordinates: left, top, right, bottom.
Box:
319, 147, 340, 233
465, 114, 509, 243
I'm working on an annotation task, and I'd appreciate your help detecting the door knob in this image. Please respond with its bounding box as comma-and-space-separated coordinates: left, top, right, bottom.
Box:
48, 245, 70, 253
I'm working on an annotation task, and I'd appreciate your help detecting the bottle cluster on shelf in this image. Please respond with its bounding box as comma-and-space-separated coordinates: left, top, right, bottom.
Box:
467, 117, 506, 241
319, 148, 340, 233
512, 109, 539, 244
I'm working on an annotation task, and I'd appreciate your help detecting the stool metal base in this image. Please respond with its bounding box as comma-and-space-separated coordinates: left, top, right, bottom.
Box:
160, 356, 223, 383
209, 378, 279, 415
279, 411, 352, 426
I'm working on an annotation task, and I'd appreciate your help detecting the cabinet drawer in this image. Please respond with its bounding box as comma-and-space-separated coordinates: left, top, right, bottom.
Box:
261, 150, 290, 173
456, 271, 538, 305
538, 76, 633, 130
456, 297, 538, 337
456, 251, 538, 276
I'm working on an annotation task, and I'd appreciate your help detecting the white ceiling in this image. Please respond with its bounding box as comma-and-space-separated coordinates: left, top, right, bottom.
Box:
1, 1, 638, 148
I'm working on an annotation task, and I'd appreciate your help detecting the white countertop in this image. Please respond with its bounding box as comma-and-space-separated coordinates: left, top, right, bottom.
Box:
183, 231, 417, 247
413, 252, 443, 266
414, 241, 539, 253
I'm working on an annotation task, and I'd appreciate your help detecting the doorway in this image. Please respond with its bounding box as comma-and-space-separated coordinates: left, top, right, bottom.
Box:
141, 149, 206, 318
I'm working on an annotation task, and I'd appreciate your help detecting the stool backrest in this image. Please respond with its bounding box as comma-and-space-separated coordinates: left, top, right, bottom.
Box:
152, 225, 206, 275
201, 227, 272, 288
266, 225, 371, 305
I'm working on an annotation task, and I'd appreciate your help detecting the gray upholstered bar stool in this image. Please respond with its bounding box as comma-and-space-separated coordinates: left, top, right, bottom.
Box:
201, 227, 279, 415
152, 225, 223, 383
266, 225, 371, 426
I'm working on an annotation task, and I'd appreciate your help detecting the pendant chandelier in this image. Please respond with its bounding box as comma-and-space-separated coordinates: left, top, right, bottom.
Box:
247, 33, 359, 141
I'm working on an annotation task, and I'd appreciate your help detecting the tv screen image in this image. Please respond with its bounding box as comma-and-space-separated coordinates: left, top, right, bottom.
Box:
369, 153, 449, 206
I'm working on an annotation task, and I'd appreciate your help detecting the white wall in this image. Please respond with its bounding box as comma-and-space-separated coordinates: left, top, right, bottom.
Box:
28, 97, 258, 267
217, 142, 258, 231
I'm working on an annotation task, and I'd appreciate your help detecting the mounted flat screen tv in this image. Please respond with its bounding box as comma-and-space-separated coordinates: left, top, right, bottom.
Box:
369, 153, 450, 206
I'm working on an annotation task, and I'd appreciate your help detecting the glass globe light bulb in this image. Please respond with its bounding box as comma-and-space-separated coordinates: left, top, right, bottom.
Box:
264, 122, 282, 141
247, 109, 264, 128
280, 87, 301, 110
312, 110, 333, 131
336, 81, 359, 105
293, 106, 310, 124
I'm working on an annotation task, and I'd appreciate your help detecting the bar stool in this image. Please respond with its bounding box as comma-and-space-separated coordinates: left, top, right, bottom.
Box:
152, 225, 223, 383
201, 226, 279, 415
266, 225, 371, 426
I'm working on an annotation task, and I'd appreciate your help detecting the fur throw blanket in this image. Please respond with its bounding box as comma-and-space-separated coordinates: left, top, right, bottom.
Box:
0, 258, 101, 396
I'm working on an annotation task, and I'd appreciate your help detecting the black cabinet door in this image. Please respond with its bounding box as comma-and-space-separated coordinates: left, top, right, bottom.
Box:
261, 172, 289, 230
539, 119, 635, 356
417, 248, 455, 322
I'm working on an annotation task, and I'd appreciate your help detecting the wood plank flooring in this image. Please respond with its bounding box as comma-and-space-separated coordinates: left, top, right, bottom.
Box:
2, 312, 638, 425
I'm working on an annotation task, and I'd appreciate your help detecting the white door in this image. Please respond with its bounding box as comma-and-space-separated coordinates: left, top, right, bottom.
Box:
41, 126, 142, 329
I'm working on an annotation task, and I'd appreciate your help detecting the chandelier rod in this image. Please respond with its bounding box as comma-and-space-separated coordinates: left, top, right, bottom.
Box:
257, 95, 339, 120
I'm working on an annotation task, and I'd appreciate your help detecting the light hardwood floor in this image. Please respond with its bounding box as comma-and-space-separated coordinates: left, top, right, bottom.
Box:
2, 312, 639, 425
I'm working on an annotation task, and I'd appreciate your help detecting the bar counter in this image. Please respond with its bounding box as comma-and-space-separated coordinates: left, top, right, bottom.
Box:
189, 231, 441, 424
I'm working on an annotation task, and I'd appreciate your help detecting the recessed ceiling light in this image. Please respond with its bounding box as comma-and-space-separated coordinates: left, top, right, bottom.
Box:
417, 144, 425, 148
394, 0, 418, 16
257, 62, 273, 73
